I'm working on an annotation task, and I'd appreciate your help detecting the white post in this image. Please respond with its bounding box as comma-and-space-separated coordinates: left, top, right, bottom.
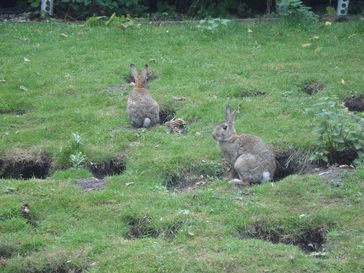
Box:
41, 0, 54, 16
337, 0, 350, 16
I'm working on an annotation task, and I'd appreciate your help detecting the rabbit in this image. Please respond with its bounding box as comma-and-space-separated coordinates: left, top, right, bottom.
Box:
127, 64, 160, 128
212, 105, 276, 185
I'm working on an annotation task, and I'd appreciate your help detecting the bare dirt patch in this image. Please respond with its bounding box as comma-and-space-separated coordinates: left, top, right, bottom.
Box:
75, 178, 106, 192
344, 95, 364, 112
0, 150, 52, 179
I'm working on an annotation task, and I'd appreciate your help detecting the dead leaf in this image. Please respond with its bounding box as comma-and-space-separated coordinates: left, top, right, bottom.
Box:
301, 43, 312, 48
340, 79, 346, 85
314, 47, 323, 53
126, 182, 134, 186
61, 33, 68, 38
248, 28, 253, 33
23, 57, 30, 62
325, 21, 332, 26
19, 85, 28, 92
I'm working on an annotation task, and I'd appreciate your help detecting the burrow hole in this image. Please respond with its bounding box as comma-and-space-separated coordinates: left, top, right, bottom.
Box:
123, 214, 182, 240
301, 80, 325, 95
0, 150, 52, 179
273, 149, 314, 181
344, 95, 364, 112
238, 221, 330, 253
88, 157, 126, 179
164, 161, 225, 191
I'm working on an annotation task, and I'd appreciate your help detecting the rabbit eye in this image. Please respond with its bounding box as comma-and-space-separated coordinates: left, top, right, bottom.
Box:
222, 125, 228, 130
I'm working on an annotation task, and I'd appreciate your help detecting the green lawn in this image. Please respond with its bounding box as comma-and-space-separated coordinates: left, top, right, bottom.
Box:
0, 20, 364, 272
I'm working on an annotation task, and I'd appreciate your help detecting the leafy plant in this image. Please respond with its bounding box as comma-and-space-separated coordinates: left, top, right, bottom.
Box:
277, 0, 317, 24
82, 13, 136, 29
310, 97, 364, 164
69, 151, 88, 169
196, 18, 231, 32
58, 133, 88, 168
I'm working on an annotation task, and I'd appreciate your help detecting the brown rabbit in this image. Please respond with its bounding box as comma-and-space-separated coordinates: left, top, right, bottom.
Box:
212, 106, 276, 184
127, 64, 160, 128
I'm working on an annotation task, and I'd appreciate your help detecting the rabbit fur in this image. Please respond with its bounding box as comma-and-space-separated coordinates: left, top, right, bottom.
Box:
127, 64, 160, 128
212, 106, 276, 184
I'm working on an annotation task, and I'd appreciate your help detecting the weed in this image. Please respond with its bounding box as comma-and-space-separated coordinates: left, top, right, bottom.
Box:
58, 133, 88, 169
196, 18, 231, 32
277, 0, 318, 24
309, 97, 364, 165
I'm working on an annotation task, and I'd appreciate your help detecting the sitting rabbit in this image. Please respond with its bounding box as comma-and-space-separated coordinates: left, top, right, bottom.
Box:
127, 64, 160, 128
212, 106, 276, 184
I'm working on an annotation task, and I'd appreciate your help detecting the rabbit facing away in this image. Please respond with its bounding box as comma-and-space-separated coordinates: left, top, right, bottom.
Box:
212, 106, 276, 185
127, 64, 160, 128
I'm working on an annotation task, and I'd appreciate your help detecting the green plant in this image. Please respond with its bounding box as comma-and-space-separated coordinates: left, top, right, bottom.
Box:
69, 151, 87, 168
277, 0, 317, 24
58, 133, 88, 168
82, 13, 136, 29
310, 97, 364, 164
196, 18, 231, 32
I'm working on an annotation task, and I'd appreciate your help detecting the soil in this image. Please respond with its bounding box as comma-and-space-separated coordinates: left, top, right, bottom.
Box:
344, 95, 364, 112
88, 158, 126, 179
75, 177, 105, 192
0, 150, 52, 179
301, 80, 325, 95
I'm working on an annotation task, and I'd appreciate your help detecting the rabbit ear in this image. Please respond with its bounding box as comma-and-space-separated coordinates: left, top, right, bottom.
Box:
141, 64, 149, 79
130, 64, 139, 80
225, 105, 235, 123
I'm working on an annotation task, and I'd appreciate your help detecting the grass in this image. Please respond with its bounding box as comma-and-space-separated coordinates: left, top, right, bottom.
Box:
1, 19, 364, 272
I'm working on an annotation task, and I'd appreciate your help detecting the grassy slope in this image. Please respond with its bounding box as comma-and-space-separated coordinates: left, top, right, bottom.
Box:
0, 20, 364, 272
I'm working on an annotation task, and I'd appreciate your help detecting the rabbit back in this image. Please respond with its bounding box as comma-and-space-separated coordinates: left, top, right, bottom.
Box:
218, 133, 276, 183
234, 134, 275, 183
127, 89, 160, 128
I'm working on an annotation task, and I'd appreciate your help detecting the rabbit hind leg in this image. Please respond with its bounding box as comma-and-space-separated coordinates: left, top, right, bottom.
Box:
234, 153, 265, 184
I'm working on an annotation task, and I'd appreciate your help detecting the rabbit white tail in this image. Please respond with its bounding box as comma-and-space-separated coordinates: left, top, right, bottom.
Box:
261, 171, 272, 183
143, 117, 151, 128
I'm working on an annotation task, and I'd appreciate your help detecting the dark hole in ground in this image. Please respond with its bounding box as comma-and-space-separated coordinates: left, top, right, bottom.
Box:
159, 106, 176, 124
0, 108, 28, 115
123, 214, 182, 240
0, 150, 52, 179
274, 149, 314, 181
344, 95, 364, 112
88, 158, 126, 179
124, 215, 160, 239
238, 90, 266, 98
0, 244, 16, 259
17, 254, 89, 273
301, 80, 325, 95
21, 203, 38, 227
75, 177, 105, 192
164, 161, 224, 191
237, 222, 329, 253
327, 148, 359, 166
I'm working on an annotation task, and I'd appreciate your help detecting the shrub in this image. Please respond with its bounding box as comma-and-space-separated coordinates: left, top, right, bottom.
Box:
277, 0, 317, 24
310, 97, 364, 165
